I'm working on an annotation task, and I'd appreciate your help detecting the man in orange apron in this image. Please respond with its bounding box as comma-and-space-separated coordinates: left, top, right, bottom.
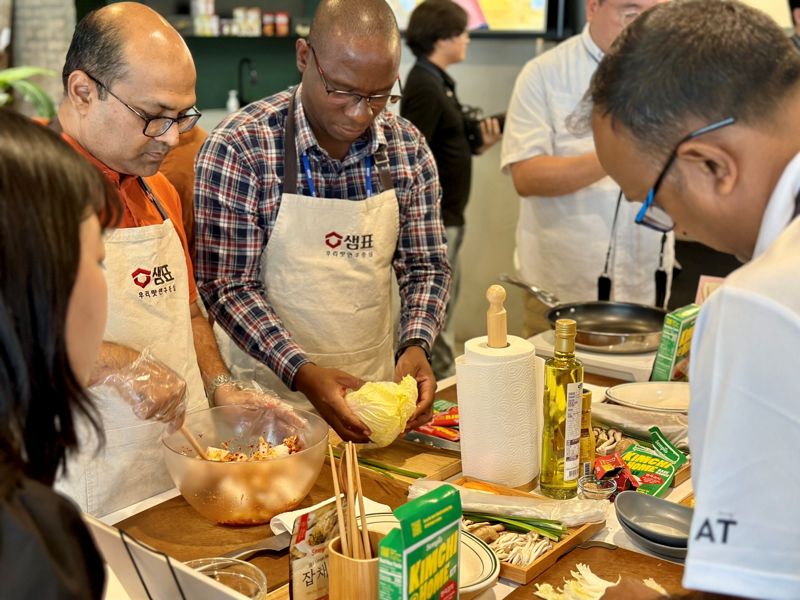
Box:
195, 0, 451, 443
53, 3, 285, 518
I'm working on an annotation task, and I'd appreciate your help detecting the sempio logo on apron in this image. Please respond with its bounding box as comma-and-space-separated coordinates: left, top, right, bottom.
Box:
324, 230, 375, 259
130, 264, 178, 299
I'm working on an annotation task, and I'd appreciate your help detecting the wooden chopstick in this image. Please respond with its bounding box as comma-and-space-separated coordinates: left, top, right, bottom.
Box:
180, 425, 209, 460
353, 444, 372, 558
346, 443, 363, 558
328, 445, 349, 557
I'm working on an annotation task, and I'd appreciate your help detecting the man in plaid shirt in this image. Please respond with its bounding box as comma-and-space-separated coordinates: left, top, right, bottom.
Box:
194, 0, 451, 442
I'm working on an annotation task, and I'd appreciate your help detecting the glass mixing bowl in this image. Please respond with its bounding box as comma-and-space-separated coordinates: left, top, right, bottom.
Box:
163, 405, 327, 525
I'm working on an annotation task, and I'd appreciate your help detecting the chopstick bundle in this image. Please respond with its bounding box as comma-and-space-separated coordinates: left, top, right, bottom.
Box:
328, 442, 372, 559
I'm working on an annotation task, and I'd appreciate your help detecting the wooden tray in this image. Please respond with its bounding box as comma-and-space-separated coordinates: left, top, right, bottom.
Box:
672, 460, 691, 487
452, 477, 606, 585
505, 545, 690, 598
115, 458, 410, 593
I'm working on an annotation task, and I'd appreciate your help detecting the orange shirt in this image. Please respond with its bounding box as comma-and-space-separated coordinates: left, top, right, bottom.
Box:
61, 133, 199, 303
159, 125, 209, 260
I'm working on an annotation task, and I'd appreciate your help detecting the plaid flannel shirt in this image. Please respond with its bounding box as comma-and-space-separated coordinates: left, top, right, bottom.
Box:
194, 87, 451, 388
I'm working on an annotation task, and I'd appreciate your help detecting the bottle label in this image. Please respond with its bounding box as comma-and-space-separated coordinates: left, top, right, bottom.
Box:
563, 382, 582, 481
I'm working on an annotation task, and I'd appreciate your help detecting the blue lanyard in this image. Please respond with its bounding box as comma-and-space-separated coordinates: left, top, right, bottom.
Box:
300, 153, 373, 197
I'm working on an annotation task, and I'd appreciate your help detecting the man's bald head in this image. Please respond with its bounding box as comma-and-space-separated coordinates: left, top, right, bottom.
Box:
308, 0, 401, 57
62, 2, 193, 94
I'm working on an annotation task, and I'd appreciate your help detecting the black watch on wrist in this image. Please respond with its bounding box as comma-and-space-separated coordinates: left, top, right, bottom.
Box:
395, 338, 432, 364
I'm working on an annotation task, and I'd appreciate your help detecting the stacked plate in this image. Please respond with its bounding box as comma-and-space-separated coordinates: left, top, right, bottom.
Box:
605, 381, 690, 413
615, 491, 692, 561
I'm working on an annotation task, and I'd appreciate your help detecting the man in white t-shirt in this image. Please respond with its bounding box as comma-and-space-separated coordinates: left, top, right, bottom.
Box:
501, 0, 672, 335
588, 2, 800, 598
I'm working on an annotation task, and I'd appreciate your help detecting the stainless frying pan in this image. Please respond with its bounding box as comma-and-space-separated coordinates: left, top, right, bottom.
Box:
500, 275, 666, 354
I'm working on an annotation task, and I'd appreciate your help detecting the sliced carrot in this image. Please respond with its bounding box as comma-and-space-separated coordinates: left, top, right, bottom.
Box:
462, 481, 499, 494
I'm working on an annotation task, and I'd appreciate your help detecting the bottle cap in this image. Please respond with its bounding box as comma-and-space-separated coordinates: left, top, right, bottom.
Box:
554, 318, 577, 338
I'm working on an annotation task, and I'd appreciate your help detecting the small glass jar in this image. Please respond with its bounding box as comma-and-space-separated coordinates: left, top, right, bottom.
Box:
577, 474, 617, 500
185, 557, 268, 600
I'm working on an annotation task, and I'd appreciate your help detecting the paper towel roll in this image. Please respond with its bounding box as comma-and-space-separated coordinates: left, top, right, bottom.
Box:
456, 335, 539, 488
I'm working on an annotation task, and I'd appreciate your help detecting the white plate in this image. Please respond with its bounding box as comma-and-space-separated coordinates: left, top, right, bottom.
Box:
360, 513, 500, 598
605, 381, 690, 413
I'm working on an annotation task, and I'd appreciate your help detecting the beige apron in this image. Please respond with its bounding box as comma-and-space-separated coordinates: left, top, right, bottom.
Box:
215, 92, 399, 410
56, 179, 206, 517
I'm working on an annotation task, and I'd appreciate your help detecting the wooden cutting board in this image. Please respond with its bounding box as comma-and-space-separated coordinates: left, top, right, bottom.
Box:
115, 459, 409, 592
506, 546, 693, 598
329, 435, 462, 485
358, 439, 461, 483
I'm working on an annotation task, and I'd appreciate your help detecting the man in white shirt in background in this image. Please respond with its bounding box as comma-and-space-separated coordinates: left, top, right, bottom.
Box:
589, 2, 800, 598
501, 0, 673, 336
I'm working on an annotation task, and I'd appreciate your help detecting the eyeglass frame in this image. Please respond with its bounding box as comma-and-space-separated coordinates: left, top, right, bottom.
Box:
635, 116, 736, 232
84, 72, 202, 138
306, 43, 403, 110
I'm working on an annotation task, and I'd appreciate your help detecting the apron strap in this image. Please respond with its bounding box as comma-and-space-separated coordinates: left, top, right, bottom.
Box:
373, 147, 394, 192
137, 177, 170, 222
283, 90, 299, 195
283, 87, 394, 194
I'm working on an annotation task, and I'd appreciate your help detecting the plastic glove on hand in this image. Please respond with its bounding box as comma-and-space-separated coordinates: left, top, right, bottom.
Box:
95, 347, 187, 432
214, 380, 307, 429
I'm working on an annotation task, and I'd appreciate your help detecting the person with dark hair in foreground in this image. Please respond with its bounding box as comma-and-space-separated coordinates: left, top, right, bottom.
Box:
55, 2, 290, 518
590, 1, 800, 598
0, 108, 112, 598
401, 0, 501, 379
195, 0, 451, 442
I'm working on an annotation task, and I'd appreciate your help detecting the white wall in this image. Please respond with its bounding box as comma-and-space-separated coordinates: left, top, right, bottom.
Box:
399, 38, 554, 342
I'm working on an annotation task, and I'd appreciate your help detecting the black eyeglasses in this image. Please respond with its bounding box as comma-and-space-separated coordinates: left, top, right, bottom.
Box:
85, 73, 202, 138
635, 117, 736, 232
307, 43, 402, 111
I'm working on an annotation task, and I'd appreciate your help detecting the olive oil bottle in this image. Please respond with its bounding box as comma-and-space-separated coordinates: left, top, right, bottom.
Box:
540, 319, 584, 499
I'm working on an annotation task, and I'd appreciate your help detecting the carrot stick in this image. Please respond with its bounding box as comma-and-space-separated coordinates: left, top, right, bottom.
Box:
353, 444, 372, 558
328, 445, 349, 557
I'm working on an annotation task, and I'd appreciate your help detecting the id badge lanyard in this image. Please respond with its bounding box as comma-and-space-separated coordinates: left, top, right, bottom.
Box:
300, 153, 373, 197
597, 190, 623, 301
597, 190, 669, 308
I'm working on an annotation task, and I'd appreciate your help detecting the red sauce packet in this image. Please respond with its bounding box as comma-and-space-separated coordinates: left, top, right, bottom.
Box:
416, 424, 460, 442
594, 452, 638, 495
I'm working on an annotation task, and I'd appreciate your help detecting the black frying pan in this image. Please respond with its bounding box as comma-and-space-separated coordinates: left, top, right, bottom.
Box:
500, 275, 666, 354
546, 301, 666, 354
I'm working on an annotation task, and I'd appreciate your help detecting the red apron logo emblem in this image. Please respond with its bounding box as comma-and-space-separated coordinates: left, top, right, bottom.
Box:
325, 231, 343, 249
131, 268, 152, 289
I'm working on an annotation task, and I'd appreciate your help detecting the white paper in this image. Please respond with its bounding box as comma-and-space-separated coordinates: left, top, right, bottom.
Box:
270, 495, 390, 535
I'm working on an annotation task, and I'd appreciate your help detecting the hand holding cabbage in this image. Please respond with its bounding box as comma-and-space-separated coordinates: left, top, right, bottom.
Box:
344, 375, 419, 448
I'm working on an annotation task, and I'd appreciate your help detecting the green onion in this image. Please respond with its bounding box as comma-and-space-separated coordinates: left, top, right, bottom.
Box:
463, 512, 568, 541
331, 448, 425, 479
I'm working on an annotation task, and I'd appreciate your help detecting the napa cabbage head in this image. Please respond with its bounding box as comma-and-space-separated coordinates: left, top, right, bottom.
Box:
345, 375, 418, 448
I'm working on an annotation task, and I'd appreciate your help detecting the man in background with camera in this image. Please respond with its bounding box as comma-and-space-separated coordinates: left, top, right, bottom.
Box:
401, 0, 501, 379
501, 0, 673, 336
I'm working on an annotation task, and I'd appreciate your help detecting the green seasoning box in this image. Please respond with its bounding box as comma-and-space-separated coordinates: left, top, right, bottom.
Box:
619, 427, 687, 497
378, 484, 461, 600
651, 303, 701, 382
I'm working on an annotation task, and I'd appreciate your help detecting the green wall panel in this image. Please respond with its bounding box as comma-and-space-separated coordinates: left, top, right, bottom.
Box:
186, 36, 301, 108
